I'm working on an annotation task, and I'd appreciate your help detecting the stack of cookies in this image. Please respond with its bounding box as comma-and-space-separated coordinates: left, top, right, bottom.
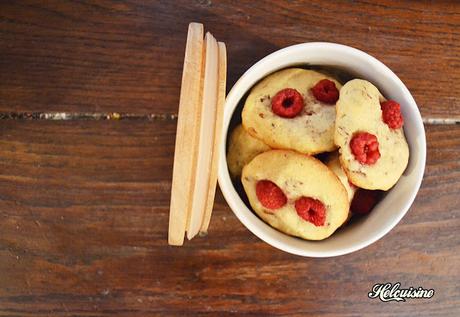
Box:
228, 68, 409, 240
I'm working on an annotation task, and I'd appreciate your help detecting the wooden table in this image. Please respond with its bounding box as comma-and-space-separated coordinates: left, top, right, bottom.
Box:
1, 1, 459, 316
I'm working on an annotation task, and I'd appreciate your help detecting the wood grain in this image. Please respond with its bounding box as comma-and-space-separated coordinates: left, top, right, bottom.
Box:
0, 0, 459, 117
0, 121, 458, 316
1, 1, 459, 316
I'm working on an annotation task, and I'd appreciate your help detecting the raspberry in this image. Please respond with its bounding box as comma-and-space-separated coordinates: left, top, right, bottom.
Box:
350, 132, 380, 165
256, 180, 287, 210
271, 88, 304, 118
294, 197, 326, 226
381, 100, 404, 129
351, 189, 382, 215
311, 79, 339, 104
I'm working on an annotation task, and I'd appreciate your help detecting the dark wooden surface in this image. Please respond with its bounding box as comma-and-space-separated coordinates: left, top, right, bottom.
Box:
0, 1, 459, 316
1, 0, 460, 117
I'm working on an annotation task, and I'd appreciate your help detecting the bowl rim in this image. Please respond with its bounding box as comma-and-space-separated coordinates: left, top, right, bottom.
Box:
217, 42, 426, 257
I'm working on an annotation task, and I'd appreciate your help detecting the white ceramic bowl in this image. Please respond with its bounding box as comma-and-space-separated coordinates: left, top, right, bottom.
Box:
218, 42, 426, 257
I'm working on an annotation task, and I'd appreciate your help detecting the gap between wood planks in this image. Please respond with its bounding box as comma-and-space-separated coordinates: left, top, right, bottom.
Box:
0, 112, 177, 121
0, 112, 458, 124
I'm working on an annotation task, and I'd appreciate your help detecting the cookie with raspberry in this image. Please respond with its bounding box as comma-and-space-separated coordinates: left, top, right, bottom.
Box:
242, 68, 342, 155
241, 150, 349, 240
334, 79, 409, 190
227, 124, 270, 179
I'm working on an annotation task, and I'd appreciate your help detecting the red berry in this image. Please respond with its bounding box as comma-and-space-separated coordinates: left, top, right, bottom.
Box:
311, 79, 339, 104
256, 180, 287, 210
351, 189, 382, 215
381, 100, 404, 129
294, 197, 326, 226
271, 88, 304, 118
350, 132, 380, 165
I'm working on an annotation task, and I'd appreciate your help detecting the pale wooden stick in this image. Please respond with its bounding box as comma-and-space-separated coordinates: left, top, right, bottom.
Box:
168, 23, 204, 246
200, 42, 227, 233
186, 32, 219, 240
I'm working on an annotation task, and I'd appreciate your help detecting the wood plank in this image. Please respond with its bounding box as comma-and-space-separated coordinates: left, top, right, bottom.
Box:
0, 121, 458, 316
186, 32, 218, 240
169, 22, 204, 246
0, 1, 459, 117
201, 41, 227, 233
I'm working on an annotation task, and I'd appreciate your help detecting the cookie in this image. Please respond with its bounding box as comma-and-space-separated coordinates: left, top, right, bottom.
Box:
326, 152, 356, 224
227, 124, 270, 179
241, 150, 349, 240
326, 152, 356, 203
334, 79, 409, 190
242, 68, 342, 155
